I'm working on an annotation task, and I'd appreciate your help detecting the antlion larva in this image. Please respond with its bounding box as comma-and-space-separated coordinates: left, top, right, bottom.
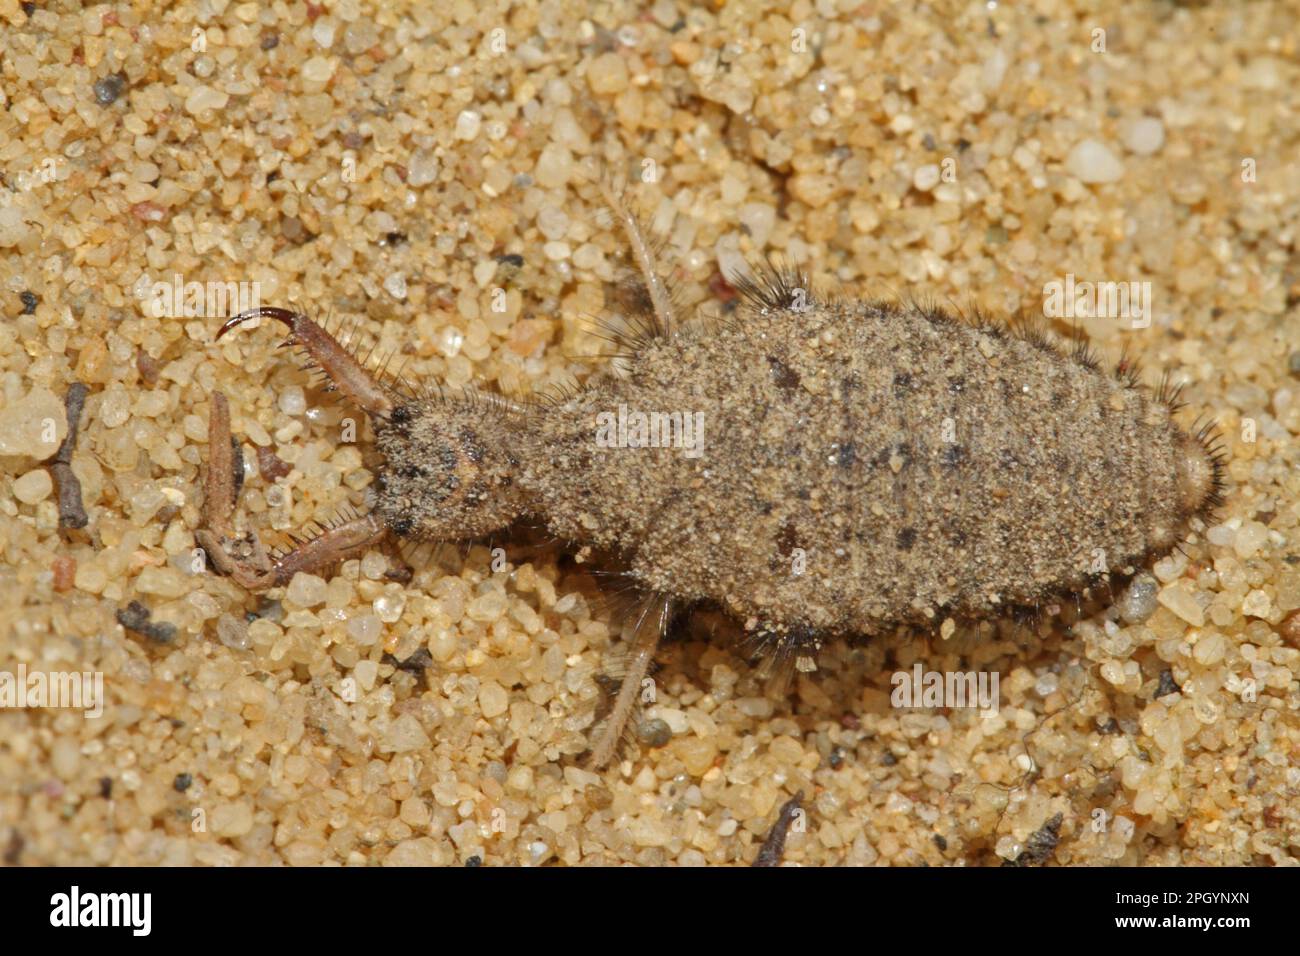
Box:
198, 185, 1226, 767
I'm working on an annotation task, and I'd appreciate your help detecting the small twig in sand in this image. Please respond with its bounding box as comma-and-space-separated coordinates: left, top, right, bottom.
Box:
50, 382, 89, 530
752, 791, 805, 867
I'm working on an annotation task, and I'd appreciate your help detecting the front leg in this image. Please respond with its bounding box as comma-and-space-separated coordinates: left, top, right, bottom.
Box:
196, 390, 387, 590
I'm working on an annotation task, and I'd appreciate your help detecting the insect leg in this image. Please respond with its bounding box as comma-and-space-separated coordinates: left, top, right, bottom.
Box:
743, 619, 823, 696
200, 391, 238, 539
196, 390, 387, 590
261, 512, 388, 587
196, 390, 275, 587
598, 180, 677, 338
589, 590, 672, 768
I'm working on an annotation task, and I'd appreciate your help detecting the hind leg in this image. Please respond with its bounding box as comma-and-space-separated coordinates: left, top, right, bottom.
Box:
743, 618, 826, 694
588, 591, 673, 768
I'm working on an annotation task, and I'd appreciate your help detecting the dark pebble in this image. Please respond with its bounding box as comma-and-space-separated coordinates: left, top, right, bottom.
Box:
135, 348, 161, 385
3, 830, 22, 865
256, 445, 291, 481
400, 648, 433, 671
93, 73, 126, 106
636, 717, 672, 748
20, 291, 38, 314
115, 600, 177, 643
173, 773, 192, 792
249, 598, 283, 623
382, 648, 432, 674
1007, 813, 1063, 867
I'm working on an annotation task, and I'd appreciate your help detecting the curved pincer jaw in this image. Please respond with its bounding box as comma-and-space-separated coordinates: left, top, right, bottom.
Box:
217, 307, 394, 420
